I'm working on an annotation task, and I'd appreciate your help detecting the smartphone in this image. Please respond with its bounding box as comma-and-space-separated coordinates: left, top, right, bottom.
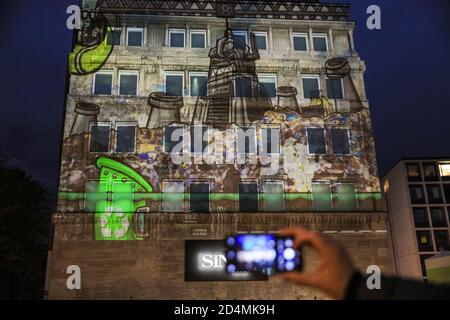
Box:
225, 233, 302, 276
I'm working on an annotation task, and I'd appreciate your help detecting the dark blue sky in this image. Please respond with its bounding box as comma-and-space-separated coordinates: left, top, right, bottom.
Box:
0, 0, 449, 193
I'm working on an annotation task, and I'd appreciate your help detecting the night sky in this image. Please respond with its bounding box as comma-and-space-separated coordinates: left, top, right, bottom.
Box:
0, 0, 449, 196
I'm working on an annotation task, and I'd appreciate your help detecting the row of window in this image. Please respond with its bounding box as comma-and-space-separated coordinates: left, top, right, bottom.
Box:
412, 206, 450, 228
93, 70, 345, 100
416, 230, 450, 252
407, 162, 450, 181
107, 27, 331, 52
409, 184, 450, 205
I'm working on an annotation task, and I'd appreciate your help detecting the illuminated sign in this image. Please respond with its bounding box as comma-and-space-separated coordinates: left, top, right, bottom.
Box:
439, 163, 450, 177
185, 240, 267, 281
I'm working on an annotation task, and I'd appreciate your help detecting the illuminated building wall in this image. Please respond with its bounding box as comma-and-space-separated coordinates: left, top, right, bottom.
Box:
45, 0, 392, 299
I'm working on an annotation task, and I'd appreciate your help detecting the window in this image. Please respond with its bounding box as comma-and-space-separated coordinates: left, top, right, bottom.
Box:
302, 76, 320, 99
439, 163, 450, 179
235, 76, 252, 97
312, 181, 333, 211
119, 71, 138, 96
330, 128, 350, 155
443, 184, 450, 203
406, 163, 422, 181
261, 127, 280, 155
236, 127, 257, 155
189, 182, 209, 213
293, 33, 308, 51
426, 185, 443, 204
190, 125, 208, 154
334, 183, 357, 211
434, 231, 450, 251
430, 207, 447, 227
412, 207, 429, 228
232, 30, 247, 50
90, 124, 110, 153
162, 180, 184, 212
107, 30, 121, 46
93, 71, 113, 95
127, 27, 144, 47
416, 231, 433, 252
165, 72, 184, 96
409, 185, 426, 204
190, 29, 206, 48
262, 181, 285, 212
259, 75, 277, 98
164, 125, 184, 154
115, 124, 136, 153
312, 33, 328, 52
423, 163, 439, 181
239, 182, 258, 212
253, 31, 267, 50
169, 29, 185, 48
307, 128, 326, 155
189, 72, 208, 96
326, 78, 344, 100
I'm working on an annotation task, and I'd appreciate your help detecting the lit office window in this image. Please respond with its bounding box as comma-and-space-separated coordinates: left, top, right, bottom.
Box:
406, 163, 422, 181
190, 126, 208, 154
90, 124, 110, 153
164, 125, 184, 154
253, 31, 267, 50
116, 124, 136, 153
326, 78, 344, 99
165, 73, 184, 96
312, 181, 333, 211
412, 207, 429, 228
163, 180, 184, 212
235, 76, 252, 97
307, 128, 326, 155
119, 71, 138, 96
259, 75, 277, 98
426, 185, 443, 204
261, 127, 280, 155
416, 231, 433, 252
334, 183, 357, 211
293, 33, 308, 51
107, 30, 121, 46
439, 163, 450, 178
434, 231, 450, 251
409, 185, 426, 204
189, 72, 208, 96
127, 27, 144, 46
330, 128, 350, 155
236, 127, 257, 155
190, 30, 206, 48
169, 29, 185, 47
232, 30, 247, 50
312, 34, 328, 52
93, 71, 113, 95
430, 207, 447, 227
423, 163, 439, 181
262, 181, 285, 212
302, 76, 320, 99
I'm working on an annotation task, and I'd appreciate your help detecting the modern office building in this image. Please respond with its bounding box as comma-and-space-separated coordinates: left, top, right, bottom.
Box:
383, 158, 450, 281
45, 0, 391, 299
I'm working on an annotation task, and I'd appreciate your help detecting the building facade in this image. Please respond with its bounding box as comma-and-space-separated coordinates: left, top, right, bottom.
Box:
383, 158, 450, 281
45, 0, 391, 299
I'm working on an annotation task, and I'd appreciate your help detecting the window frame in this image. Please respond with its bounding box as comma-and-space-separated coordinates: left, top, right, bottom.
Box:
252, 31, 268, 50
261, 180, 285, 212
169, 28, 186, 48
306, 127, 327, 155
163, 124, 185, 154
89, 122, 111, 154
114, 122, 137, 154
126, 27, 144, 47
188, 71, 208, 97
258, 74, 277, 98
165, 71, 185, 97
118, 70, 139, 96
232, 30, 248, 48
326, 77, 345, 100
189, 29, 206, 48
292, 32, 309, 51
259, 125, 281, 156
301, 75, 321, 100
93, 70, 114, 96
312, 33, 328, 52
107, 28, 122, 46
162, 180, 185, 213
190, 125, 210, 156
236, 126, 258, 157
330, 127, 351, 155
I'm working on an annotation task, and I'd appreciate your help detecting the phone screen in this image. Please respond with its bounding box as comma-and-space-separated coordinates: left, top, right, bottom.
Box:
225, 234, 302, 275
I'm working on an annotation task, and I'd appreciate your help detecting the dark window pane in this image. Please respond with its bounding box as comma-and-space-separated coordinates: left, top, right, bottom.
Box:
326, 79, 344, 99
430, 207, 447, 227
302, 78, 320, 99
416, 231, 433, 252
423, 163, 439, 181
434, 231, 450, 251
412, 207, 429, 228
307, 128, 326, 154
107, 30, 121, 46
191, 33, 205, 48
164, 126, 183, 153
260, 80, 276, 98
255, 35, 267, 50
406, 163, 422, 181
235, 76, 252, 97
119, 74, 138, 96
409, 185, 426, 204
293, 36, 307, 51
444, 184, 450, 203
190, 75, 207, 96
190, 183, 209, 213
239, 183, 258, 212
116, 126, 135, 153
261, 128, 280, 155
166, 75, 183, 96
127, 30, 142, 46
331, 128, 350, 155
335, 183, 357, 211
426, 185, 443, 204
263, 182, 285, 212
90, 125, 110, 153
312, 182, 332, 211
233, 33, 247, 50
170, 32, 185, 47
94, 73, 112, 95
190, 126, 208, 154
236, 128, 256, 154
313, 36, 327, 52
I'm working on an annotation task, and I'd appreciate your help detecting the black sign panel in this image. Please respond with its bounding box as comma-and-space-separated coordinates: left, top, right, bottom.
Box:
185, 240, 267, 281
